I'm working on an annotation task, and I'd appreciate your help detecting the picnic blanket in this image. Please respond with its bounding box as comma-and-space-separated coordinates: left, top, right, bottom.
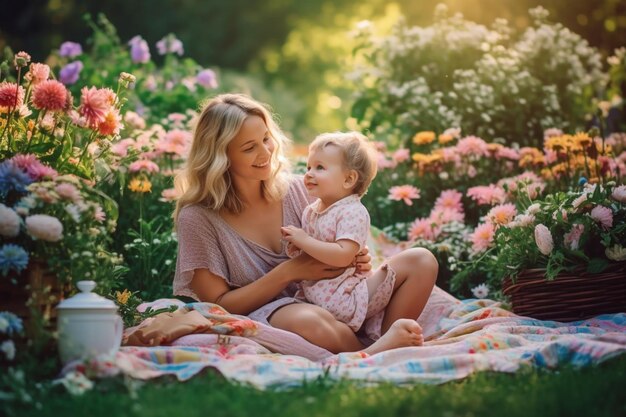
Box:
63, 287, 626, 388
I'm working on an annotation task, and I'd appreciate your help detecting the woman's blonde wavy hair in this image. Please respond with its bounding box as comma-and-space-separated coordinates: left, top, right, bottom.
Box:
173, 94, 291, 224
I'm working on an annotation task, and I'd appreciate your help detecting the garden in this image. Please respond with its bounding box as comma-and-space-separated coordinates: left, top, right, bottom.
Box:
1, 3, 625, 416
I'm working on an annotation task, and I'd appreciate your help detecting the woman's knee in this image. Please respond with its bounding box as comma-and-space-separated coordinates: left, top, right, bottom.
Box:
270, 305, 335, 340
393, 248, 438, 282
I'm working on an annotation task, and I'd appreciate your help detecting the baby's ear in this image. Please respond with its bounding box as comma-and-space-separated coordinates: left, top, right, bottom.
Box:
343, 169, 358, 190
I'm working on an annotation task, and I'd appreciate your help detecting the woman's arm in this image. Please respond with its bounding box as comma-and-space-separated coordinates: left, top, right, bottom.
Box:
190, 253, 343, 315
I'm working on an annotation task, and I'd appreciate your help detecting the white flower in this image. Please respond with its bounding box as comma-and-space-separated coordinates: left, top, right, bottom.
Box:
0, 317, 9, 333
534, 224, 554, 256
25, 214, 63, 242
526, 203, 541, 215
64, 204, 81, 223
0, 203, 21, 237
605, 245, 626, 261
572, 193, 588, 209
1, 340, 16, 360
54, 371, 94, 396
471, 284, 489, 299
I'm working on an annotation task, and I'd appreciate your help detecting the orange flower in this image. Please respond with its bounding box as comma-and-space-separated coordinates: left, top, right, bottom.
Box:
438, 133, 454, 145
412, 131, 435, 145
128, 178, 152, 193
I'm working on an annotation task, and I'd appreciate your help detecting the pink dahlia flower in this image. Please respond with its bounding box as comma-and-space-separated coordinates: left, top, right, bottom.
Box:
467, 185, 507, 206
408, 218, 438, 242
434, 189, 463, 213
79, 87, 112, 128
27, 63, 50, 85
611, 185, 626, 203
563, 224, 584, 250
388, 185, 420, 206
429, 207, 465, 225
0, 82, 25, 110
10, 154, 57, 181
392, 148, 410, 163
487, 203, 517, 226
590, 206, 613, 229
97, 109, 122, 136
470, 223, 495, 252
456, 136, 489, 157
129, 159, 160, 173
55, 183, 81, 202
32, 80, 68, 111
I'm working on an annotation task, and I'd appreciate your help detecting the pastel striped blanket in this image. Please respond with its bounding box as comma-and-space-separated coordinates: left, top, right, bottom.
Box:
66, 290, 626, 388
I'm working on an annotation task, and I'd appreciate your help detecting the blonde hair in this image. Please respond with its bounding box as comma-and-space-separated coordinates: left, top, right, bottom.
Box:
309, 131, 377, 196
174, 94, 291, 223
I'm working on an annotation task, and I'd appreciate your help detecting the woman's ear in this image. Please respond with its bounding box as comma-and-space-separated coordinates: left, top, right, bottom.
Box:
343, 169, 358, 190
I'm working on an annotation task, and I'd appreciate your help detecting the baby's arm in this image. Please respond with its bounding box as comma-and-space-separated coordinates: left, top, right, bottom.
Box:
281, 226, 359, 267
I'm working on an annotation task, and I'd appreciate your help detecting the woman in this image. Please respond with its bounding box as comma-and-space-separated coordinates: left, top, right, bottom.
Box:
173, 94, 439, 354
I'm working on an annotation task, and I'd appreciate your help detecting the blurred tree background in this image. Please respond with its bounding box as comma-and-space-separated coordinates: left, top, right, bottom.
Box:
2, 0, 625, 141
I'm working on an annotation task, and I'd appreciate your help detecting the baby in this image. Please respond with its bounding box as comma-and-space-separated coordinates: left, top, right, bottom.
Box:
281, 131, 397, 338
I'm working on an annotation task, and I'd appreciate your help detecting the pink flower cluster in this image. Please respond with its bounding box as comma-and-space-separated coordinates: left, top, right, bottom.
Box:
408, 189, 465, 242
10, 154, 58, 181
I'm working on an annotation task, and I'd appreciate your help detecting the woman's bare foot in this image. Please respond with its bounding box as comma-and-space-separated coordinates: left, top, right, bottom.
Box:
363, 318, 423, 355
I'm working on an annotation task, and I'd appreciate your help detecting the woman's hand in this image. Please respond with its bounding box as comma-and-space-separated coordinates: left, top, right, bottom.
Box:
355, 245, 372, 273
282, 252, 344, 282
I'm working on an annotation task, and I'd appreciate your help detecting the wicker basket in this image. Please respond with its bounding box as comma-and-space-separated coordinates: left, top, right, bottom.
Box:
502, 262, 626, 322
0, 260, 72, 338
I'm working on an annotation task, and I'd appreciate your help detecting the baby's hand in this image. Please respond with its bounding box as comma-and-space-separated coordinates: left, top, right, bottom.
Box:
281, 226, 309, 246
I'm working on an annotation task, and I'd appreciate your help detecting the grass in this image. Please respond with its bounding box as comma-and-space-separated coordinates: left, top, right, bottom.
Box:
19, 354, 626, 417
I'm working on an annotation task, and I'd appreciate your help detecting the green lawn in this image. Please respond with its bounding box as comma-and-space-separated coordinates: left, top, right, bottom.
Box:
19, 354, 626, 417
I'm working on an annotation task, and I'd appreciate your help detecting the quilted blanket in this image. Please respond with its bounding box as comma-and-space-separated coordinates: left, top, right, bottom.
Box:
63, 288, 626, 388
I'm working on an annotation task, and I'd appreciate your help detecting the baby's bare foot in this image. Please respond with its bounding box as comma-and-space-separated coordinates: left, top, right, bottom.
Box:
363, 318, 423, 355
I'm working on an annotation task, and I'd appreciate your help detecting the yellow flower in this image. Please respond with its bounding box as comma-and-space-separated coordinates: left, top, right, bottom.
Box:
411, 152, 429, 163
544, 136, 567, 152
412, 131, 435, 145
572, 132, 592, 148
487, 143, 503, 153
115, 289, 132, 305
438, 133, 454, 145
129, 178, 152, 193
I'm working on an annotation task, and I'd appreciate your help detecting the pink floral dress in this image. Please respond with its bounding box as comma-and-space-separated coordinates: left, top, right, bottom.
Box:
287, 194, 396, 336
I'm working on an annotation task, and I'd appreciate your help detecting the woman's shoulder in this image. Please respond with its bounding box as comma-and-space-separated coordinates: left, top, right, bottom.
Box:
177, 203, 220, 231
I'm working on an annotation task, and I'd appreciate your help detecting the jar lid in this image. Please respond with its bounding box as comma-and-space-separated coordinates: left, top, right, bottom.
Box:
56, 281, 118, 310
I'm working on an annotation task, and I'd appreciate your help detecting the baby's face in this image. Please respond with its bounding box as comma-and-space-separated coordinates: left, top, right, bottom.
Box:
304, 146, 352, 203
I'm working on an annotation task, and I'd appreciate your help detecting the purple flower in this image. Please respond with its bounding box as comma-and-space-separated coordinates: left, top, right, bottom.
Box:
196, 69, 218, 89
59, 61, 84, 85
128, 35, 151, 64
156, 35, 184, 56
59, 41, 83, 58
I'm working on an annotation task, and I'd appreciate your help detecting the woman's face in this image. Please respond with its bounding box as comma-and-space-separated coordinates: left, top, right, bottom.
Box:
226, 115, 275, 182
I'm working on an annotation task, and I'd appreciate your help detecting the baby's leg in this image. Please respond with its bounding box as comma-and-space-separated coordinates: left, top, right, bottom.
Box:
365, 268, 388, 301
381, 248, 438, 333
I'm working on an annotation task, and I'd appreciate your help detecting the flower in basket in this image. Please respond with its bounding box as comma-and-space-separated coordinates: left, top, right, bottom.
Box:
487, 181, 625, 283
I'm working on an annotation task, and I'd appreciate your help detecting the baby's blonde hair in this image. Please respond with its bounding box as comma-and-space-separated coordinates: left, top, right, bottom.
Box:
309, 131, 377, 196
174, 94, 291, 223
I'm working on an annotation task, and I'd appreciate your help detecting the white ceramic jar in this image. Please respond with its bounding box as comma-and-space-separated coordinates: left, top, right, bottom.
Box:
56, 280, 123, 364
